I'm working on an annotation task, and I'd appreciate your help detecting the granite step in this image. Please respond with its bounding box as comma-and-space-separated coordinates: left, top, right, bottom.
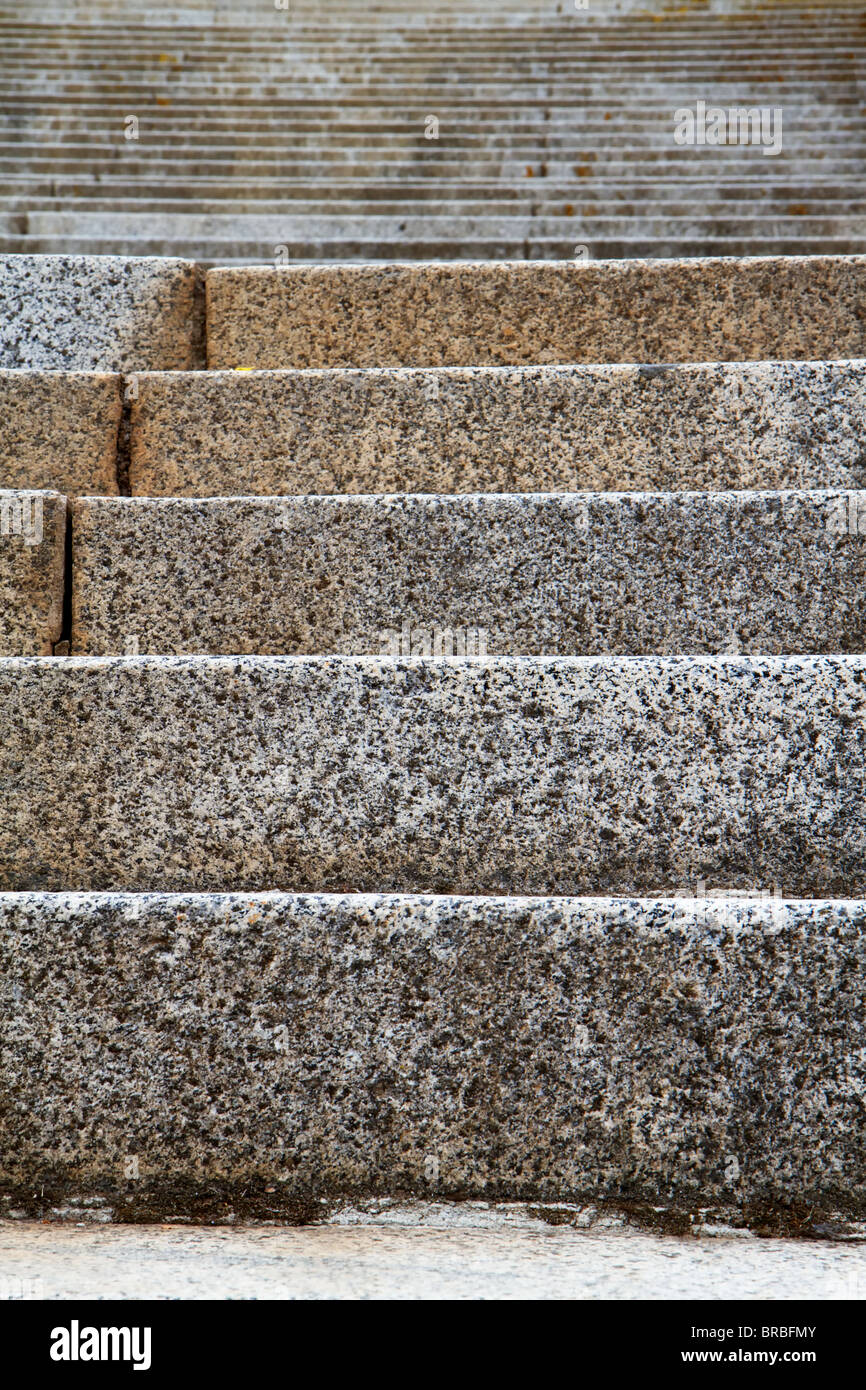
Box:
22, 213, 866, 247
0, 369, 120, 496
69, 491, 866, 658
7, 358, 865, 502
0, 489, 65, 655
126, 361, 866, 500
0, 68, 860, 84
2, 65, 859, 80
1, 59, 859, 73
204, 257, 866, 369
10, 111, 864, 127
5, 129, 863, 147
4, 177, 862, 197
3, 196, 864, 218
1, 36, 860, 54
0, 654, 863, 896
2, 889, 864, 1215
7, 158, 864, 177
7, 203, 865, 220
7, 118, 865, 136
5, 179, 858, 197
0, 255, 202, 370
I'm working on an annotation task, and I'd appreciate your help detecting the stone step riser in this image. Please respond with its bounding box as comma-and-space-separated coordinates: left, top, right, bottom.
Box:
5, 98, 864, 113
4, 180, 860, 198
2, 94, 859, 111
8, 112, 866, 125
0, 117, 860, 131
69, 491, 866, 659
0, 19, 855, 34
3, 890, 864, 1211
124, 361, 866, 501
7, 147, 863, 162
1, 655, 864, 896
0, 489, 65, 656
205, 257, 866, 369
0, 255, 202, 371
10, 134, 866, 150
20, 50, 854, 61
1, 57, 861, 70
2, 96, 862, 112
9, 170, 850, 191
12, 241, 865, 263
12, 165, 864, 182
0, 368, 120, 497
7, 199, 862, 218
2, 76, 862, 89
5, 360, 865, 501
21, 217, 866, 245
6, 54, 862, 65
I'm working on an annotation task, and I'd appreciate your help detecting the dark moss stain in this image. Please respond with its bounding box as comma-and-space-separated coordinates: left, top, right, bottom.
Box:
2, 1178, 863, 1241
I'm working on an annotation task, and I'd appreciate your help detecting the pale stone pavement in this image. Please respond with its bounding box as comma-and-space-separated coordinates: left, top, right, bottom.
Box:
1, 1205, 864, 1300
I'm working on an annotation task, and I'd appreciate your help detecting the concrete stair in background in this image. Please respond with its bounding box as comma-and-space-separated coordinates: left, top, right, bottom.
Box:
0, 0, 864, 262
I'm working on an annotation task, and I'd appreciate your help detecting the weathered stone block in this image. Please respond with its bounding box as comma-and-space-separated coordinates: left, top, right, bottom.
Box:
0, 256, 202, 370
71, 491, 866, 657
0, 490, 66, 654
205, 257, 866, 369
127, 361, 866, 497
0, 655, 863, 895
0, 370, 120, 495
1, 891, 864, 1213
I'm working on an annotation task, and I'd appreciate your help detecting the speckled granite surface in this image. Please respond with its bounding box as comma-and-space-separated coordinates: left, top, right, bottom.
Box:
0, 256, 202, 370
0, 491, 66, 654
1, 891, 864, 1211
0, 370, 120, 495
0, 655, 864, 894
71, 491, 866, 657
128, 361, 866, 497
205, 257, 866, 369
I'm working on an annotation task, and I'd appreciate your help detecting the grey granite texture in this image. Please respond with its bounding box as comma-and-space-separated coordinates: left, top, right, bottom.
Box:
0, 655, 864, 895
205, 257, 866, 369
71, 491, 866, 657
0, 256, 202, 370
0, 370, 120, 495
128, 361, 866, 497
1, 891, 865, 1212
0, 490, 66, 655
1, 1219, 863, 1301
